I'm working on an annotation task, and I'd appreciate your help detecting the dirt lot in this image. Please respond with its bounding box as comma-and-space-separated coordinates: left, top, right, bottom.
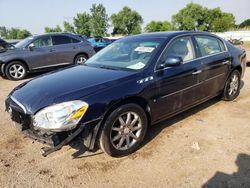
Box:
0, 45, 250, 188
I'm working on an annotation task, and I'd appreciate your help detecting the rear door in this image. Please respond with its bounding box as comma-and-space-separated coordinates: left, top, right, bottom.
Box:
27, 36, 57, 69
52, 35, 79, 64
152, 36, 202, 120
194, 35, 230, 99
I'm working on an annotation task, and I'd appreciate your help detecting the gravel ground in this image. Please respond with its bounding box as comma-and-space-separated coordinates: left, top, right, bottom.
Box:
0, 45, 250, 188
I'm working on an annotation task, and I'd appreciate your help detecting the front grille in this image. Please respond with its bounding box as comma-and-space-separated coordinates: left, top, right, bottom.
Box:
6, 96, 31, 131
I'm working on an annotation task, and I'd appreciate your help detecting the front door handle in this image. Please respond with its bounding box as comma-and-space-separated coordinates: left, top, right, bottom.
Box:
192, 70, 202, 75
50, 49, 55, 52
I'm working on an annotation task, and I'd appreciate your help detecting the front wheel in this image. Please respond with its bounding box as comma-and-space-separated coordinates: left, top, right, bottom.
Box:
5, 61, 27, 80
99, 104, 148, 157
222, 70, 241, 101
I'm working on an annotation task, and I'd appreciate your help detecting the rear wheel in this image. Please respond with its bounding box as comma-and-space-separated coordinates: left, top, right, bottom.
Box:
222, 70, 241, 101
74, 54, 88, 65
99, 104, 148, 157
5, 61, 27, 80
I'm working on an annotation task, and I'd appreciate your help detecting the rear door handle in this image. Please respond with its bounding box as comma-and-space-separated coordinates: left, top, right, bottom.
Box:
50, 49, 55, 52
192, 70, 202, 75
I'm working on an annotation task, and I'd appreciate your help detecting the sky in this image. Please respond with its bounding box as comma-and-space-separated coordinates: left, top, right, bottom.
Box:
0, 0, 249, 34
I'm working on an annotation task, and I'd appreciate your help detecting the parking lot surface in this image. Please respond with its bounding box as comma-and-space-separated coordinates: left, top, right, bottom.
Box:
0, 45, 250, 187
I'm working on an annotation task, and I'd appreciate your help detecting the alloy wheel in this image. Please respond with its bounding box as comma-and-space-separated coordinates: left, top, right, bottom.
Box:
110, 112, 142, 151
228, 74, 239, 96
9, 64, 25, 79
76, 56, 87, 64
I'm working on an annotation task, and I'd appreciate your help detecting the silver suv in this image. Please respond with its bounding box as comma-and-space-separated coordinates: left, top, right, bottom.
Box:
0, 33, 95, 80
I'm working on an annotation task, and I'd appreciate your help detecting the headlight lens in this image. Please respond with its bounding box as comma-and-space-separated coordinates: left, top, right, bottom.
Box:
33, 100, 88, 131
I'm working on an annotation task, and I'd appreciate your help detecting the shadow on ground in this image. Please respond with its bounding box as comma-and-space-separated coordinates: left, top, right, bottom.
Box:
202, 153, 250, 188
247, 61, 250, 67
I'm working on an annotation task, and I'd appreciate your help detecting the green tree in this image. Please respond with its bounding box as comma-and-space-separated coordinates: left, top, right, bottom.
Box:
73, 12, 91, 36
16, 29, 31, 39
239, 19, 250, 28
111, 6, 143, 35
63, 21, 75, 33
3, 28, 31, 39
0, 26, 8, 38
44, 25, 62, 33
172, 3, 235, 32
6, 28, 18, 39
89, 3, 109, 36
210, 12, 235, 32
145, 21, 172, 32
172, 3, 209, 31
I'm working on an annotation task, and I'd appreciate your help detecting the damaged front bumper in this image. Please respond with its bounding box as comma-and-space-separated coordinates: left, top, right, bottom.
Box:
5, 97, 102, 157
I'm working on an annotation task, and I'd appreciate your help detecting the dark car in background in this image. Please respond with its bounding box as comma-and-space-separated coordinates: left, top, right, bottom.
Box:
0, 33, 95, 80
5, 31, 246, 157
0, 38, 10, 53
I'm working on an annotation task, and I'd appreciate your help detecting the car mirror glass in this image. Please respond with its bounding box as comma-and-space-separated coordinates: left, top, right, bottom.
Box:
28, 43, 35, 50
162, 56, 183, 68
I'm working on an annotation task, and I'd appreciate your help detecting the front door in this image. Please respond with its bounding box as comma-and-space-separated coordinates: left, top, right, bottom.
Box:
152, 36, 202, 121
27, 36, 57, 70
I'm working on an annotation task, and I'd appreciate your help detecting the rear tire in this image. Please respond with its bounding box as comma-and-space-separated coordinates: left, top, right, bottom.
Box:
74, 54, 88, 65
222, 70, 241, 101
99, 104, 148, 157
5, 61, 27, 80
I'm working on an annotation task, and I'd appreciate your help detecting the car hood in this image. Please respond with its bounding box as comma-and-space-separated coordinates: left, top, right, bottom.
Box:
10, 65, 137, 114
0, 47, 21, 57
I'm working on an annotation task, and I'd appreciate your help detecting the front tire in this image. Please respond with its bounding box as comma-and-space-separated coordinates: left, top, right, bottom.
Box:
5, 61, 27, 80
222, 70, 241, 101
99, 104, 148, 157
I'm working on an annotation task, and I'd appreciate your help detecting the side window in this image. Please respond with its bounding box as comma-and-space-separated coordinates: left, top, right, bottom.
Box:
33, 36, 52, 48
52, 35, 71, 45
161, 37, 195, 63
195, 36, 225, 56
71, 37, 80, 43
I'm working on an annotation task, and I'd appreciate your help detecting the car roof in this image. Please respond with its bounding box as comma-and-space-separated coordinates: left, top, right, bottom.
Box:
32, 32, 78, 38
127, 31, 214, 39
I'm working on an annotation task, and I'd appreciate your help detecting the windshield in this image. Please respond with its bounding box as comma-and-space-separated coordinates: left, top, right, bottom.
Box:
14, 36, 34, 48
86, 37, 165, 71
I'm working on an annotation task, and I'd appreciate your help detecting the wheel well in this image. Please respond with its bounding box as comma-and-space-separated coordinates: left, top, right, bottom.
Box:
233, 65, 242, 75
4, 59, 29, 72
93, 97, 152, 149
102, 97, 152, 127
74, 52, 89, 62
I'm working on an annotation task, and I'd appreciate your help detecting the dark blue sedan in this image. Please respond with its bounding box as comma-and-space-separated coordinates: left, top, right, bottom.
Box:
5, 31, 247, 157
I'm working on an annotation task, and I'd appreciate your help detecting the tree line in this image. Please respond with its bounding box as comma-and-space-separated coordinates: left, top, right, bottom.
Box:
1, 3, 250, 39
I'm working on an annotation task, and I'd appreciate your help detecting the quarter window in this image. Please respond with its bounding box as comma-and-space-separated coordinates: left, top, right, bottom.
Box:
52, 36, 71, 45
194, 36, 226, 56
161, 37, 195, 63
33, 36, 52, 48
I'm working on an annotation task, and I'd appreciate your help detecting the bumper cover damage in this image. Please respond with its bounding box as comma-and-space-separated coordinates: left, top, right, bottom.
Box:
5, 97, 102, 157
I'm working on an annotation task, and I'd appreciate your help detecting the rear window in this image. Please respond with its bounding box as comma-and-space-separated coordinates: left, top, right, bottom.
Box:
195, 36, 226, 57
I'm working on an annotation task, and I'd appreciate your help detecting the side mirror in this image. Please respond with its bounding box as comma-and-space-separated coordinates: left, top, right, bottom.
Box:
28, 43, 35, 51
160, 56, 183, 68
